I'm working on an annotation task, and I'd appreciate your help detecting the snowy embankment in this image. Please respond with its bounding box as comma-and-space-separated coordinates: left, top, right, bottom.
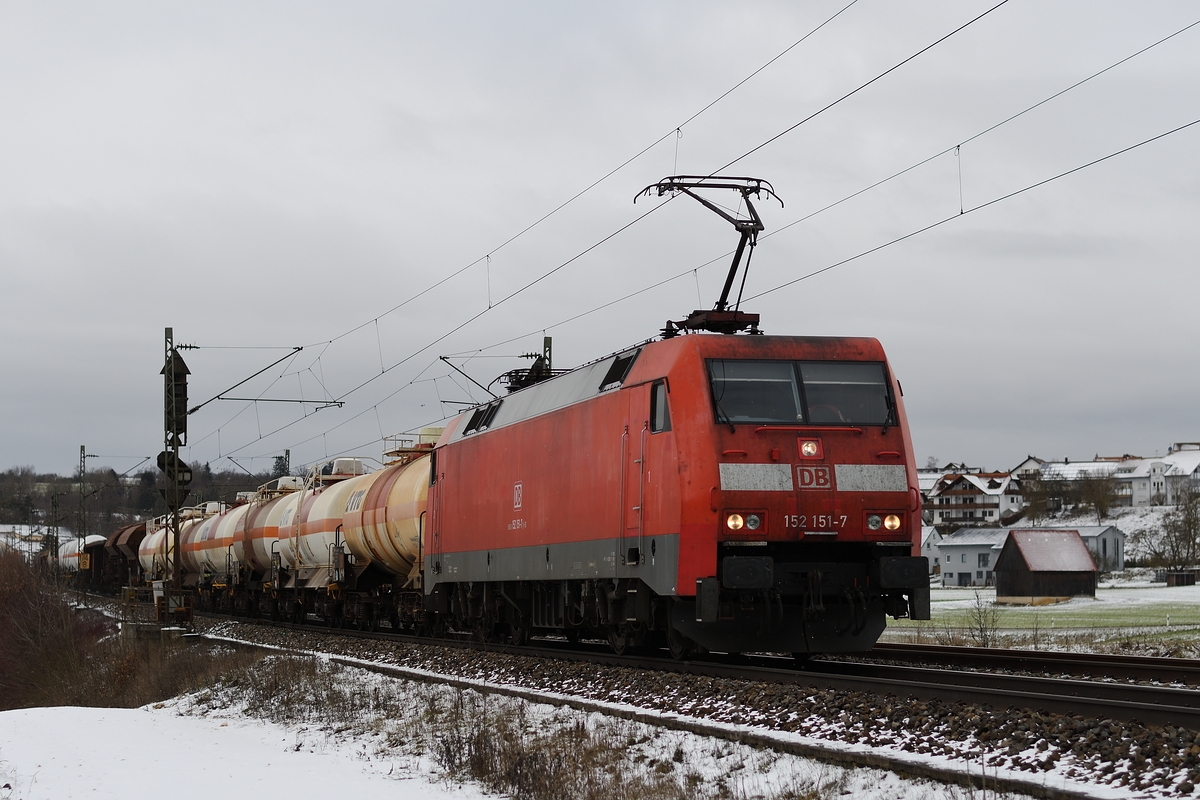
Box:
1032, 506, 1170, 563
0, 654, 1021, 800
0, 704, 483, 800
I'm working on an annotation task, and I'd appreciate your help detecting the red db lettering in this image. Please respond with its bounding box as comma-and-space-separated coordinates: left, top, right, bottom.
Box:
796, 466, 832, 490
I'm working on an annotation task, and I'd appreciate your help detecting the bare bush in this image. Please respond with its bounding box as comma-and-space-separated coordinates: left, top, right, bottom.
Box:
966, 591, 1002, 648
0, 551, 261, 711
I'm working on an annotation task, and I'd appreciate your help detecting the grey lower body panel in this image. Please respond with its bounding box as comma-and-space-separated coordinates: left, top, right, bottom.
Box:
426, 533, 681, 598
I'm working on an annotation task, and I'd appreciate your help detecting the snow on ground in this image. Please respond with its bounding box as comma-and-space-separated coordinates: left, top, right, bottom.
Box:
0, 660, 1029, 800
927, 582, 1200, 610
1031, 506, 1170, 562
0, 704, 486, 800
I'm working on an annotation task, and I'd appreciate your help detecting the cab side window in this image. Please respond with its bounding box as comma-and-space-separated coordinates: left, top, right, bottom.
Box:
650, 381, 671, 433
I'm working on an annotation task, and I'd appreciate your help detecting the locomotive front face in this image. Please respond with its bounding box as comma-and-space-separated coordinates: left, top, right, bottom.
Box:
668, 335, 930, 654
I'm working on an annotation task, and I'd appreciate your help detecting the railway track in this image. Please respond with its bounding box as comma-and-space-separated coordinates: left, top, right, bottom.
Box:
870, 641, 1200, 685
191, 609, 1200, 730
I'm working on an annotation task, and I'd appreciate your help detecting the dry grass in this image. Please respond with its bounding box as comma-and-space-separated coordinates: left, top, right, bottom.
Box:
190, 655, 885, 800
0, 551, 262, 711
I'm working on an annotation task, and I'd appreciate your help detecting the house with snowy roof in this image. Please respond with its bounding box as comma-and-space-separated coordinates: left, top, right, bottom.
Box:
926, 472, 1023, 527
994, 529, 1097, 605
936, 527, 1009, 587
1108, 443, 1200, 506
995, 526, 1123, 571
937, 525, 1124, 583
921, 526, 943, 574
1018, 444, 1200, 508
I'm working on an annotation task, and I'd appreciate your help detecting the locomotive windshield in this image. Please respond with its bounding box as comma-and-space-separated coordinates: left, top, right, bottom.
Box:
708, 360, 892, 425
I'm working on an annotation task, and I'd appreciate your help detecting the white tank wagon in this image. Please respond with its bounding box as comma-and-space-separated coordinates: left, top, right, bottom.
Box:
274, 459, 369, 587
57, 535, 106, 572
341, 454, 431, 586
138, 508, 207, 580
178, 503, 230, 581
237, 476, 305, 576
188, 503, 250, 582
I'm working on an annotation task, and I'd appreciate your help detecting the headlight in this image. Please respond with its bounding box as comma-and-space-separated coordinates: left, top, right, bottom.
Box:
866, 514, 882, 530
745, 514, 761, 531
800, 440, 819, 457
726, 513, 744, 531
884, 514, 902, 531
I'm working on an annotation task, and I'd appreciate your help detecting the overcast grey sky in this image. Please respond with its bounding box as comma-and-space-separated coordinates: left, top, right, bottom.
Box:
2, 1, 1198, 478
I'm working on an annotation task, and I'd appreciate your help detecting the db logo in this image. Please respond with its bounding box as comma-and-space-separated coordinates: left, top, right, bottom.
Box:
796, 466, 832, 490
513, 481, 523, 510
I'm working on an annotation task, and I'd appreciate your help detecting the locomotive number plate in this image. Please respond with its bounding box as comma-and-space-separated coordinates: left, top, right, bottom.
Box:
783, 514, 847, 529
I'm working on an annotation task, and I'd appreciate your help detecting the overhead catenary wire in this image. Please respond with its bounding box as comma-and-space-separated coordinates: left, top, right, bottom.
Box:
454, 15, 1200, 358
712, 0, 1013, 174
294, 1, 860, 354
205, 9, 1196, 467
187, 9, 859, 463
744, 116, 1200, 303
235, 103, 1197, 469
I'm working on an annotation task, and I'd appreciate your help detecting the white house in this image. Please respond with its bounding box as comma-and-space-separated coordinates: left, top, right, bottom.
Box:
1110, 444, 1200, 506
921, 526, 943, 573
926, 472, 1023, 526
1027, 444, 1200, 508
936, 528, 1009, 586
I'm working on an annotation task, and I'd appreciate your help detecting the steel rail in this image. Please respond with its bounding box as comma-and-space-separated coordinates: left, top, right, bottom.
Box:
871, 642, 1200, 685
193, 609, 1200, 729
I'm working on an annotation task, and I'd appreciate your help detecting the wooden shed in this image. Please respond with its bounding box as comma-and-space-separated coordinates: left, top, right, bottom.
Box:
994, 529, 1097, 605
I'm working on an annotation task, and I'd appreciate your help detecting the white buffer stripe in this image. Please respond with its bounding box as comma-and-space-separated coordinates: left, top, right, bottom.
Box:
719, 463, 794, 492
834, 464, 908, 492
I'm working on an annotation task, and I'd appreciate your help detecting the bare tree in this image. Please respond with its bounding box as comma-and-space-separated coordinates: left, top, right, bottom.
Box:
1078, 470, 1120, 524
1022, 477, 1054, 524
1159, 485, 1200, 569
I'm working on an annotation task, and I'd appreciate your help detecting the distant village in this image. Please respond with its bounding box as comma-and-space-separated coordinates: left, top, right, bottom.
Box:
920, 441, 1200, 600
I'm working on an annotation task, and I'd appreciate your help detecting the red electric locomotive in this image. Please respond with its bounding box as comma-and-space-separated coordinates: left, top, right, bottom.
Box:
424, 177, 929, 656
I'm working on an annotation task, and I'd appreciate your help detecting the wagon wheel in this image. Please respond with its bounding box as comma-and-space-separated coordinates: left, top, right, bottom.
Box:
564, 628, 582, 646
510, 620, 531, 647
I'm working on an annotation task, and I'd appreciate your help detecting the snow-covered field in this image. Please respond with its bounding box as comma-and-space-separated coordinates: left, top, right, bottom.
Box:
0, 705, 485, 800
1, 654, 1041, 800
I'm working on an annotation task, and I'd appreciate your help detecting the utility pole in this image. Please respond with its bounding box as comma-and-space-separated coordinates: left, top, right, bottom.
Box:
78, 445, 87, 540
160, 327, 192, 623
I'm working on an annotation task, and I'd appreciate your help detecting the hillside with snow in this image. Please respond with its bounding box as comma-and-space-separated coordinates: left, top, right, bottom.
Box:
1023, 505, 1170, 563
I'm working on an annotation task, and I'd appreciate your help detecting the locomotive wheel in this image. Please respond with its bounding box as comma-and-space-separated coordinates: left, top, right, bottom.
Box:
666, 625, 694, 661
608, 626, 632, 656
